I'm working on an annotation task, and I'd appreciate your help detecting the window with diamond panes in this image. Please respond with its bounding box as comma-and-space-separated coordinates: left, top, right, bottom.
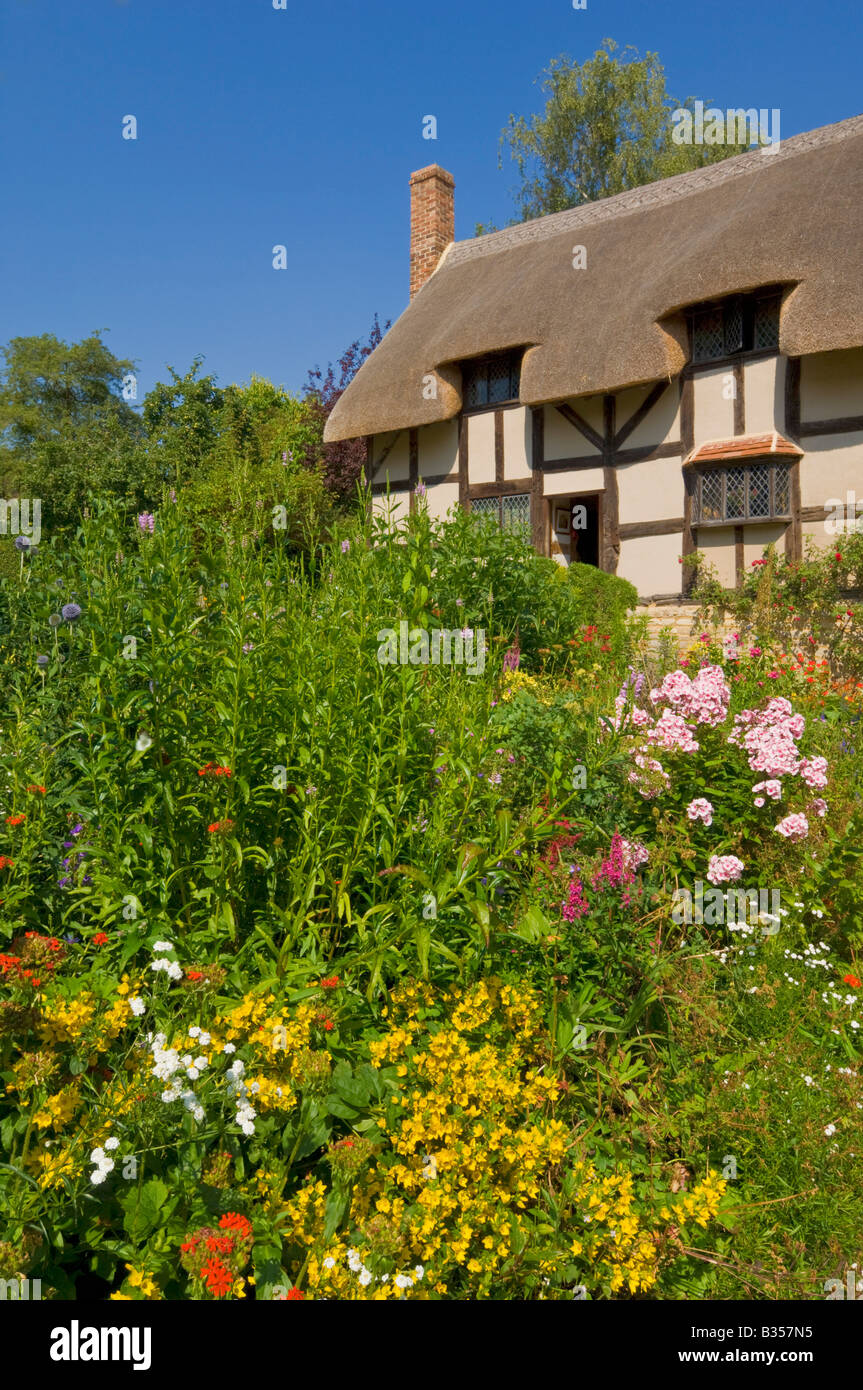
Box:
700, 470, 723, 521
694, 462, 793, 523
748, 464, 771, 517
692, 307, 724, 362
725, 466, 746, 519
723, 299, 745, 355
501, 494, 530, 534
773, 462, 790, 515
470, 496, 499, 523
690, 288, 783, 363
462, 352, 521, 409
754, 295, 781, 350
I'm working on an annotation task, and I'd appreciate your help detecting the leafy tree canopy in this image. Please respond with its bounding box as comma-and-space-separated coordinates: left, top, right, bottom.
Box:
482, 39, 756, 229
0, 331, 138, 451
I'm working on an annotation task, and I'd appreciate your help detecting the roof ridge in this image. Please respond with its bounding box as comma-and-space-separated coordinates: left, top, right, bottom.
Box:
449, 114, 863, 267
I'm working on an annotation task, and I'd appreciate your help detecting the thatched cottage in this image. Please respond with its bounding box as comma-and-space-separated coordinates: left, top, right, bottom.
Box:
325, 115, 863, 601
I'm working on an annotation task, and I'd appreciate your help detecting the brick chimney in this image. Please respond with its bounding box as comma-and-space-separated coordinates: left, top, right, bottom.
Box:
409, 165, 455, 300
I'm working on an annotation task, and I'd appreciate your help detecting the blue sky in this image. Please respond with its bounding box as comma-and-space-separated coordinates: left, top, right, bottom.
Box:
1, 0, 859, 401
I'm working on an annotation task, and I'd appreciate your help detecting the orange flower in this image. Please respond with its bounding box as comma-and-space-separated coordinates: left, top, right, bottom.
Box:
843, 974, 861, 989
5, 814, 25, 826
207, 819, 235, 835
200, 1258, 233, 1298
92, 932, 110, 946
26, 784, 46, 795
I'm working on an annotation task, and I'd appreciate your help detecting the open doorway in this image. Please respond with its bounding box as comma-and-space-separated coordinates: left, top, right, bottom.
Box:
570, 495, 600, 567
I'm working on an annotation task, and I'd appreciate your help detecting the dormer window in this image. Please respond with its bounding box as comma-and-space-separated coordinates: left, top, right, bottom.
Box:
689, 289, 781, 364
462, 351, 521, 409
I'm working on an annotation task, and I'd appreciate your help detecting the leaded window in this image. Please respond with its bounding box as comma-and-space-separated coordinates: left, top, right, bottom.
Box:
691, 462, 791, 523
462, 352, 521, 409
689, 289, 782, 364
470, 493, 530, 534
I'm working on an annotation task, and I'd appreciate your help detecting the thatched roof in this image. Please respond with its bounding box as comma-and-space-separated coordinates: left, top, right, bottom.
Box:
325, 115, 863, 443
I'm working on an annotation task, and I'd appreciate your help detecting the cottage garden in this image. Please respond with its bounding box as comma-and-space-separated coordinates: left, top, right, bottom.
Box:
0, 489, 861, 1302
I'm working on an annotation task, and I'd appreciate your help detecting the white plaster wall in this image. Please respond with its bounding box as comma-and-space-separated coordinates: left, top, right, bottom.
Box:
693, 369, 735, 444
618, 533, 681, 596
543, 402, 601, 460
743, 356, 784, 434
424, 481, 460, 521
617, 455, 684, 525
467, 412, 496, 484
798, 433, 863, 507
418, 420, 458, 480
371, 431, 410, 484
617, 384, 681, 449
543, 468, 605, 495
697, 526, 737, 588
503, 406, 531, 480
801, 348, 863, 422
742, 523, 788, 572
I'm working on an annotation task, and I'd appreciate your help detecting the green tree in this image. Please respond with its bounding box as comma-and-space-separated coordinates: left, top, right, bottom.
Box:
0, 331, 138, 449
142, 357, 224, 484
486, 39, 753, 227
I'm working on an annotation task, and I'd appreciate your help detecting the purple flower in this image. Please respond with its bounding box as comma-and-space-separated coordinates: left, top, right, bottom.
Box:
14, 536, 31, 552
137, 512, 155, 533
341, 539, 350, 554
242, 641, 254, 653
414, 482, 426, 498
61, 603, 82, 623
36, 654, 50, 668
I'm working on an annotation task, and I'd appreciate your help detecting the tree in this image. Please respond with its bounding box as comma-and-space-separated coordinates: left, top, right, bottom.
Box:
142, 358, 225, 484
304, 314, 390, 501
487, 39, 754, 227
0, 331, 148, 527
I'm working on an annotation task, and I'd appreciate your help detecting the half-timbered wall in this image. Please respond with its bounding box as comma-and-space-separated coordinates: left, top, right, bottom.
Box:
367, 345, 863, 600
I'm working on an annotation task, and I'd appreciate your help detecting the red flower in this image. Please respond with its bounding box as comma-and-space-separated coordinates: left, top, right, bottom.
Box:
26, 784, 46, 795
198, 763, 233, 778
843, 974, 861, 988
285, 1288, 305, 1300
205, 1235, 235, 1254
92, 932, 109, 946
200, 1257, 233, 1298
207, 819, 235, 835
219, 1211, 253, 1239
320, 975, 340, 989
0, 856, 15, 870
5, 814, 25, 826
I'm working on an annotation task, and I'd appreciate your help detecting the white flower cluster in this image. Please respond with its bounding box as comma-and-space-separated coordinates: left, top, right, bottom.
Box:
128, 996, 146, 1017
150, 957, 182, 980
345, 1249, 424, 1292
148, 1032, 207, 1121
90, 1136, 120, 1184
226, 1057, 257, 1135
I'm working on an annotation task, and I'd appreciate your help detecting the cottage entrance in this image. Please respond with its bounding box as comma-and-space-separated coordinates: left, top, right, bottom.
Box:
570, 495, 600, 567
548, 494, 601, 567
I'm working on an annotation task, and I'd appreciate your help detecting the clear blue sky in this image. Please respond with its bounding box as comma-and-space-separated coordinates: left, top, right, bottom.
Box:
1, 0, 859, 401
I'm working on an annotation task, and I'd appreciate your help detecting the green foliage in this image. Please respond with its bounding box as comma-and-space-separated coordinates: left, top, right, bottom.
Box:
490, 39, 753, 226
690, 535, 863, 679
